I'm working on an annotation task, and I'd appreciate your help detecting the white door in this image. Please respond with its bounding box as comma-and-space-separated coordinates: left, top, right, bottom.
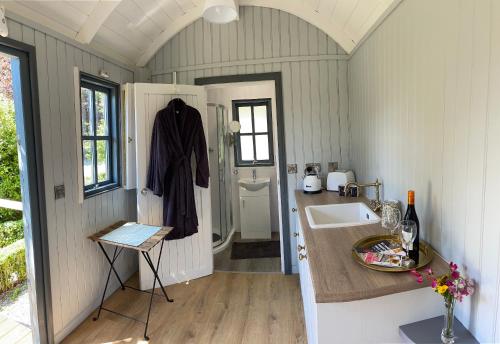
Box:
134, 83, 212, 290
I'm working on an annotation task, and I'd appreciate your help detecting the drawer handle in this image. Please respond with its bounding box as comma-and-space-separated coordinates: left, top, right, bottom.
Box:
292, 208, 297, 212
141, 188, 148, 196
299, 253, 307, 261
293, 232, 299, 237
297, 245, 305, 252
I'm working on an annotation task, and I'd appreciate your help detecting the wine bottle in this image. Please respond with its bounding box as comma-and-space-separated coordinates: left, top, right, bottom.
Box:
404, 190, 420, 263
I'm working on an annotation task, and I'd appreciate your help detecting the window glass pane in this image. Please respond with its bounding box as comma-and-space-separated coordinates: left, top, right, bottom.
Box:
81, 87, 93, 136
96, 140, 110, 182
96, 91, 109, 136
83, 140, 95, 186
255, 135, 270, 160
238, 106, 252, 133
253, 105, 268, 133
240, 136, 254, 161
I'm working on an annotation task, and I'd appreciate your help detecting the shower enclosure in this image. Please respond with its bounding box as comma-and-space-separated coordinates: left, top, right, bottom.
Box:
208, 104, 233, 248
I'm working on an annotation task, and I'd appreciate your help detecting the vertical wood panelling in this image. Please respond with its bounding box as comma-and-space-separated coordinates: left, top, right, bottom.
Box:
348, 0, 500, 342
5, 16, 136, 342
146, 7, 349, 272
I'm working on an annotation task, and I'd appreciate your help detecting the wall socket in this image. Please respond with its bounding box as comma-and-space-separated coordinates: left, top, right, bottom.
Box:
287, 164, 297, 174
328, 162, 339, 172
54, 185, 65, 200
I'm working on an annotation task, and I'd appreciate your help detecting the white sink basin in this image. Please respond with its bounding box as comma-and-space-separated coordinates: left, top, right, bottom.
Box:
238, 178, 270, 192
305, 202, 381, 229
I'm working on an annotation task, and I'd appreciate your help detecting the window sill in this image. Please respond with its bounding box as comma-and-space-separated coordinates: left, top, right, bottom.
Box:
235, 163, 275, 168
84, 184, 121, 199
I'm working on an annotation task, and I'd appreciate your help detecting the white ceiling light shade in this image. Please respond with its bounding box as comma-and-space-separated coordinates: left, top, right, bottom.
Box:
202, 0, 239, 24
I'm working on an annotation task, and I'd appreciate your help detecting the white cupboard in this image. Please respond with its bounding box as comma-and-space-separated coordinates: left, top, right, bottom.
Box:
239, 185, 271, 239
297, 218, 318, 344
296, 211, 444, 343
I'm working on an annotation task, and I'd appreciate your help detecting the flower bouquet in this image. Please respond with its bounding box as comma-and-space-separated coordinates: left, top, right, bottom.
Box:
411, 262, 474, 344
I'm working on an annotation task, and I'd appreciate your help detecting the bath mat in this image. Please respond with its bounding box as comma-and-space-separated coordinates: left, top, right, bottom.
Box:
230, 241, 281, 259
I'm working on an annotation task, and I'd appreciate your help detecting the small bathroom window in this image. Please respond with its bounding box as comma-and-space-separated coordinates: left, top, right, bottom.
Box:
232, 98, 274, 167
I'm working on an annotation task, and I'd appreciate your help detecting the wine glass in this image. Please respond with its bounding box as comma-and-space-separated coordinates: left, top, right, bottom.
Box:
382, 201, 401, 235
398, 220, 417, 267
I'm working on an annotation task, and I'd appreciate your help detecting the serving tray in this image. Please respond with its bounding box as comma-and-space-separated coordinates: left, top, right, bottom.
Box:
351, 234, 434, 272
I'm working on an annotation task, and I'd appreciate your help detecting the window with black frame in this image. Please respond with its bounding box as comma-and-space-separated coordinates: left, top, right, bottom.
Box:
233, 98, 274, 167
80, 73, 120, 197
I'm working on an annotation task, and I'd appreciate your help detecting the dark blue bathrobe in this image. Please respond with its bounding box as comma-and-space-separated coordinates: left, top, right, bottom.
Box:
146, 98, 209, 240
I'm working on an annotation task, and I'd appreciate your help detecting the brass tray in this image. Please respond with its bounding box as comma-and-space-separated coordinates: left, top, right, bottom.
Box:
351, 234, 434, 272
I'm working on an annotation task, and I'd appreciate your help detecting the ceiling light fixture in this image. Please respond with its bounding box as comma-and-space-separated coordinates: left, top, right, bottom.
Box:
202, 0, 239, 24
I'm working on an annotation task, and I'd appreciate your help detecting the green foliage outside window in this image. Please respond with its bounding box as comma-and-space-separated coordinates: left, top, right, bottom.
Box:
0, 64, 22, 223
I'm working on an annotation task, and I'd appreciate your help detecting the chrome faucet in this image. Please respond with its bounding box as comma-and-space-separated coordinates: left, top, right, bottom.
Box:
345, 179, 382, 212
252, 168, 257, 181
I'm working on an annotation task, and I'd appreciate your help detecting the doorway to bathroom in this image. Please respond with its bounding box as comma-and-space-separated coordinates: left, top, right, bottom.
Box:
203, 78, 284, 273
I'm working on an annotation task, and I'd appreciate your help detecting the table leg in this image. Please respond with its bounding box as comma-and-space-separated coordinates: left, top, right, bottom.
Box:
142, 240, 173, 302
97, 242, 125, 290
94, 246, 121, 321
141, 240, 173, 340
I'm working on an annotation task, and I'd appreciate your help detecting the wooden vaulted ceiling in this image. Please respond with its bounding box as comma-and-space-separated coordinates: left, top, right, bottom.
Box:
3, 0, 400, 67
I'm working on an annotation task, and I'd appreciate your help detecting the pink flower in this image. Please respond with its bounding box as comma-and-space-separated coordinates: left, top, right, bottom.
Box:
451, 270, 460, 280
425, 267, 433, 275
431, 279, 438, 288
410, 269, 420, 277
450, 262, 458, 272
417, 275, 423, 284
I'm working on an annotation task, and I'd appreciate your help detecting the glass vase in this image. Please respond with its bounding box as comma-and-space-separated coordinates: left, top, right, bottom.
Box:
441, 297, 455, 344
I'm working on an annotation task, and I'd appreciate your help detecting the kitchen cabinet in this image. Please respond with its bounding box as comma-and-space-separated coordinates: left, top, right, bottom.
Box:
297, 219, 318, 344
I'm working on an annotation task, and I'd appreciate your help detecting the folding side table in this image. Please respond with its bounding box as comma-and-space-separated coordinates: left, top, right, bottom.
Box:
89, 221, 174, 340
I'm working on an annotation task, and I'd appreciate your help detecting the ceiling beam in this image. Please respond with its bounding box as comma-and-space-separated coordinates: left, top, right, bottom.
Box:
75, 0, 122, 44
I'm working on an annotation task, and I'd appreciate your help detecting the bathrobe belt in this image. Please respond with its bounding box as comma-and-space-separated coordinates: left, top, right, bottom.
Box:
174, 155, 193, 218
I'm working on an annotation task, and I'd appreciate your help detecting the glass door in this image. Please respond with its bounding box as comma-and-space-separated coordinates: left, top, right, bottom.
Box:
210, 104, 232, 248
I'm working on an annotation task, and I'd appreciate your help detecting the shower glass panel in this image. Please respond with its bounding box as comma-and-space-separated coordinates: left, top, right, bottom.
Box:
209, 104, 233, 248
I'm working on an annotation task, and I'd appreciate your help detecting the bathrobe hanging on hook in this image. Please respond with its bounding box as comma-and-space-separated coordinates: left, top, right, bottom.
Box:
146, 98, 209, 240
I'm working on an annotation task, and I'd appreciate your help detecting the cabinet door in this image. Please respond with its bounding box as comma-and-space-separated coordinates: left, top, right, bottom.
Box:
240, 195, 271, 239
297, 220, 318, 344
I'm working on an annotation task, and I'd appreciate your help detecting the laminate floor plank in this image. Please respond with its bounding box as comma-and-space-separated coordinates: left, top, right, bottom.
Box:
63, 272, 306, 344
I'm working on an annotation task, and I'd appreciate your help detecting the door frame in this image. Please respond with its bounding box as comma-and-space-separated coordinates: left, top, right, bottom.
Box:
0, 36, 53, 343
195, 73, 292, 274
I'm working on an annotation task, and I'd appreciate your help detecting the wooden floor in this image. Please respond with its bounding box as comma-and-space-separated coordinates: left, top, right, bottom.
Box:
214, 232, 281, 273
63, 272, 306, 344
0, 315, 32, 343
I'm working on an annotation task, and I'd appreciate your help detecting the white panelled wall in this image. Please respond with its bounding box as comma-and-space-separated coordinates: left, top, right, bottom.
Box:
349, 0, 500, 342
4, 16, 137, 342
145, 6, 350, 272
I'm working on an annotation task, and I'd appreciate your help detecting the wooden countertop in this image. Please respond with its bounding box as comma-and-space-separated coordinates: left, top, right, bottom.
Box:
295, 190, 449, 303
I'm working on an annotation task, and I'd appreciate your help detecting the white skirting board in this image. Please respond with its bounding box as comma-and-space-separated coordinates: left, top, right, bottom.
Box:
139, 264, 212, 291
